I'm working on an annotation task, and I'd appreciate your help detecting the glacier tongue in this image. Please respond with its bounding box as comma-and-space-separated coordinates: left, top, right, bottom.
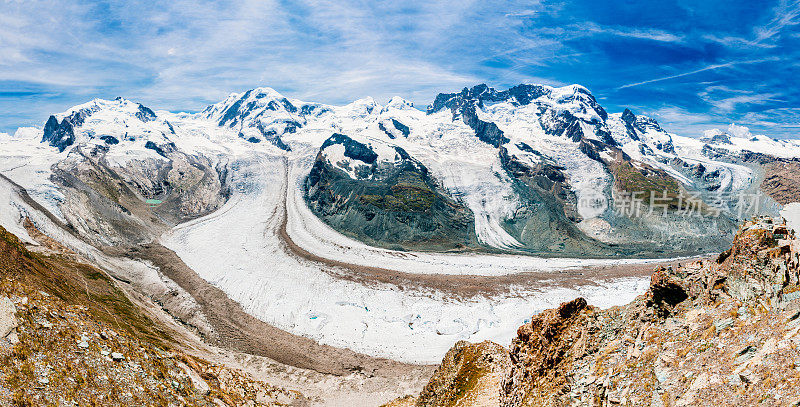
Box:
4, 82, 799, 364
161, 151, 652, 363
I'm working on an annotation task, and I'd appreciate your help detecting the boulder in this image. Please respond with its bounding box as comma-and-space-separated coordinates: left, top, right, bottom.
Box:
0, 296, 19, 345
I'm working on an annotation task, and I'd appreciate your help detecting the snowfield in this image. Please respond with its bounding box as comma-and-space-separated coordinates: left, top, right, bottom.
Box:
3, 84, 799, 364
286, 150, 663, 276
162, 151, 651, 363
782, 203, 800, 236
0, 129, 68, 221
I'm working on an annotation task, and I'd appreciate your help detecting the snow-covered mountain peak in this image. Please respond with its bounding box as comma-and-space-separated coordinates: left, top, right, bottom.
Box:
385, 96, 415, 110
344, 96, 378, 111
426, 83, 604, 117
607, 109, 674, 158
211, 86, 287, 107
248, 86, 286, 99
536, 84, 607, 125
549, 84, 593, 100
51, 97, 157, 123
699, 124, 800, 159
39, 97, 169, 153
202, 87, 305, 128
425, 83, 610, 148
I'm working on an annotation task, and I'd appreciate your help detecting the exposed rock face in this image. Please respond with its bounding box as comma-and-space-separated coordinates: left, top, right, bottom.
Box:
619, 109, 639, 141
616, 108, 675, 154
0, 296, 18, 347
135, 103, 157, 122
380, 119, 411, 139
402, 217, 800, 406
41, 106, 99, 152
305, 133, 476, 251
414, 341, 511, 407
51, 145, 228, 246
747, 157, 800, 206
497, 146, 614, 255
0, 225, 306, 406
459, 103, 509, 147
318, 133, 379, 168
257, 122, 292, 151
502, 298, 593, 406
41, 115, 75, 152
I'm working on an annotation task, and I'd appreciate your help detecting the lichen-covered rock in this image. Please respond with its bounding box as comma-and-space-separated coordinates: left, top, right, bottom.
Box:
0, 296, 18, 346
409, 217, 800, 406
501, 298, 596, 406
416, 340, 510, 407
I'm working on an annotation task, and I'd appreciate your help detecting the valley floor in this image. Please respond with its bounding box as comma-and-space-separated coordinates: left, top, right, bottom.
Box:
160, 151, 685, 363
0, 151, 700, 405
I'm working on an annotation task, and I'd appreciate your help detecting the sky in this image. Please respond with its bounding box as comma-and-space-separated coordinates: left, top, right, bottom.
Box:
0, 0, 798, 138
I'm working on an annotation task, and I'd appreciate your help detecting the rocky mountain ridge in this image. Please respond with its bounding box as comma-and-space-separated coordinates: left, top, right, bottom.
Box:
18, 83, 798, 256
3, 83, 800, 406
0, 222, 306, 406
390, 216, 800, 406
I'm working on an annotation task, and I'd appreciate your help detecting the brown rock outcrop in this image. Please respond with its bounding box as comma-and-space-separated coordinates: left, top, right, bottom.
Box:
405, 217, 800, 406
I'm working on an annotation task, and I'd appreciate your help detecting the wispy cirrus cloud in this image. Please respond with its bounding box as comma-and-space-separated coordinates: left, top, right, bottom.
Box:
617, 63, 737, 90
742, 108, 800, 129
617, 57, 784, 90
0, 0, 798, 139
700, 88, 783, 115
752, 0, 800, 43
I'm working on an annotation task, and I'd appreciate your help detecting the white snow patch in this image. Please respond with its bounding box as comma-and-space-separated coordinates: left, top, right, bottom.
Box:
781, 202, 800, 236
162, 152, 651, 363
0, 128, 67, 221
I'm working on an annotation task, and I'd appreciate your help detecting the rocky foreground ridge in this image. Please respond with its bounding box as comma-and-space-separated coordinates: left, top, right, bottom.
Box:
0, 223, 307, 406
390, 217, 800, 406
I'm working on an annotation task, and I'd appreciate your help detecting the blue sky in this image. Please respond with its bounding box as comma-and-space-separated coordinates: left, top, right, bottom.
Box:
1, 0, 798, 138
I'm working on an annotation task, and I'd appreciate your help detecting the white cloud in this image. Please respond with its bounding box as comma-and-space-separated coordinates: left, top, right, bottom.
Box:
0, 0, 496, 113
583, 23, 684, 43
741, 108, 800, 129
698, 85, 783, 114
710, 93, 782, 114
634, 105, 720, 137
617, 57, 780, 90
752, 0, 800, 43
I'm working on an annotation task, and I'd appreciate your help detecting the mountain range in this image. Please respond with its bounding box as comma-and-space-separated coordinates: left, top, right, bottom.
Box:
2, 82, 800, 405
6, 83, 799, 257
